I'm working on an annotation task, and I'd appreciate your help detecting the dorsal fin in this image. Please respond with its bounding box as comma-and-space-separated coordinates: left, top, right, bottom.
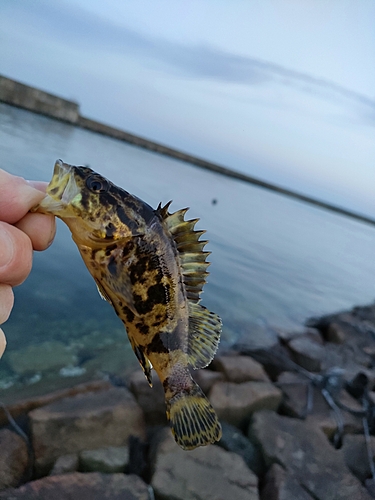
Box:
157, 202, 211, 303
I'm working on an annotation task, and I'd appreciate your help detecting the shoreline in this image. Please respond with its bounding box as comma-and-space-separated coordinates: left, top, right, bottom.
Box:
1, 73, 375, 227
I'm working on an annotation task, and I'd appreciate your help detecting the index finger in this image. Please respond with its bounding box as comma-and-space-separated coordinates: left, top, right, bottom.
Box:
0, 170, 47, 224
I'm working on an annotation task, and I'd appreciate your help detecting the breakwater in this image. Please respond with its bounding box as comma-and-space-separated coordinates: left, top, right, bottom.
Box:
1, 74, 374, 227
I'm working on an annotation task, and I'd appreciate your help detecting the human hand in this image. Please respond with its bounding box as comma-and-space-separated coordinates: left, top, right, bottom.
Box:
0, 169, 56, 359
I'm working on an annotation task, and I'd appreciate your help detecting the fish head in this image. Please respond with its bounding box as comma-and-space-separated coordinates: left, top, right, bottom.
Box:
35, 160, 153, 245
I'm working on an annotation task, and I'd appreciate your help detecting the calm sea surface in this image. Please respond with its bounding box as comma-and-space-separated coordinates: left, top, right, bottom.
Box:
1, 103, 375, 398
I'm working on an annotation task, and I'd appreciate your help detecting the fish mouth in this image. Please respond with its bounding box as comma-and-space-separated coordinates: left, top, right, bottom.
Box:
34, 160, 80, 216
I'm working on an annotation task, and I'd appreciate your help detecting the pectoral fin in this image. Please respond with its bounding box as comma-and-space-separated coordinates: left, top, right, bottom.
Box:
187, 302, 222, 369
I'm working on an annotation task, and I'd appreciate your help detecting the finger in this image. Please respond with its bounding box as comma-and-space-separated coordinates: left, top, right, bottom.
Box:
0, 222, 32, 286
0, 283, 14, 324
0, 328, 6, 359
15, 212, 56, 251
0, 170, 46, 224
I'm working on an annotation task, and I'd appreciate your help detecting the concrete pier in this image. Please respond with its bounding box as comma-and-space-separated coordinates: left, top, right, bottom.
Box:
1, 74, 374, 227
0, 75, 79, 124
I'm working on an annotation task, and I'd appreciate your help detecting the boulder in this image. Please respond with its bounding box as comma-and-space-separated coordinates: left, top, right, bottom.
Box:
209, 381, 282, 427
261, 463, 315, 500
232, 323, 279, 352
212, 355, 270, 383
7, 341, 78, 375
251, 410, 372, 500
278, 371, 363, 436
49, 454, 79, 476
129, 370, 166, 425
151, 428, 259, 500
0, 380, 111, 426
0, 472, 149, 500
342, 434, 375, 482
0, 429, 29, 490
30, 387, 146, 475
217, 422, 266, 476
288, 337, 325, 372
79, 446, 129, 473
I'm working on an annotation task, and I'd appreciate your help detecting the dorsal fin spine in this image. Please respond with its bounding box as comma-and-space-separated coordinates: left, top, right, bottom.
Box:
157, 202, 211, 303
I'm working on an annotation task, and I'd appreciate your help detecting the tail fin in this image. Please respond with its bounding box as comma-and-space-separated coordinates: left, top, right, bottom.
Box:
167, 381, 222, 450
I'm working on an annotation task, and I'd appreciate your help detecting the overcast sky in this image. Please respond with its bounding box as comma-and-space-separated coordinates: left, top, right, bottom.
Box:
1, 0, 375, 217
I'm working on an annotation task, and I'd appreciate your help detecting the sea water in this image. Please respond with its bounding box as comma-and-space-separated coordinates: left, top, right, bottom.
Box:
1, 103, 375, 398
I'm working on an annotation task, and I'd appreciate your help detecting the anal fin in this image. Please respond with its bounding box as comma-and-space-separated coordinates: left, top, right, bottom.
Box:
188, 302, 222, 369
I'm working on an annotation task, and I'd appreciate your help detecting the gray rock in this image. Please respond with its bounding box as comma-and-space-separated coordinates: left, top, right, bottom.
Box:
288, 336, 325, 372
209, 381, 282, 427
151, 428, 259, 500
251, 410, 372, 500
7, 341, 78, 375
129, 370, 166, 425
277, 328, 323, 344
79, 446, 129, 473
0, 429, 29, 490
49, 454, 79, 475
233, 323, 279, 352
261, 463, 315, 500
30, 387, 146, 475
326, 322, 347, 343
193, 369, 225, 394
0, 472, 149, 500
0, 380, 112, 427
278, 371, 363, 436
218, 422, 266, 476
342, 434, 375, 482
212, 355, 270, 383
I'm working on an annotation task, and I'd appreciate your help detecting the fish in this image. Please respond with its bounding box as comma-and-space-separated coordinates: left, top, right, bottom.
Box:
33, 159, 222, 450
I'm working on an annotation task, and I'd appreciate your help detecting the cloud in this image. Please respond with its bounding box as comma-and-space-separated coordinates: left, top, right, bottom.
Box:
4, 0, 375, 120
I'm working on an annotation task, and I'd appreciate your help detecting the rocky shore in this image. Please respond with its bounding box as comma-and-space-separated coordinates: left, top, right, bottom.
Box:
1, 302, 375, 499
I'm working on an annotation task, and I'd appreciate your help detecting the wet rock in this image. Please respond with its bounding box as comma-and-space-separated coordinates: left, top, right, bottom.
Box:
217, 421, 266, 476
233, 323, 279, 353
151, 428, 259, 500
342, 434, 375, 482
193, 368, 225, 394
0, 429, 29, 490
7, 341, 78, 375
79, 446, 129, 473
0, 380, 111, 426
261, 463, 315, 500
30, 387, 146, 475
251, 410, 372, 500
212, 355, 270, 383
288, 336, 324, 372
0, 472, 149, 500
49, 454, 79, 475
81, 342, 134, 377
129, 370, 166, 425
209, 381, 282, 427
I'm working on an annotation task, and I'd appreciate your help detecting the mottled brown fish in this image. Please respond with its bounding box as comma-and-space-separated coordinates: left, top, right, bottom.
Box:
34, 160, 222, 449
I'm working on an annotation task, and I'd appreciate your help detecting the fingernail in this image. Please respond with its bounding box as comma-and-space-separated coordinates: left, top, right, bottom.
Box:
0, 230, 14, 268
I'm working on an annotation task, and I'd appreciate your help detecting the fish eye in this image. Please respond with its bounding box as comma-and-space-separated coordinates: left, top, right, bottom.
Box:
86, 175, 109, 194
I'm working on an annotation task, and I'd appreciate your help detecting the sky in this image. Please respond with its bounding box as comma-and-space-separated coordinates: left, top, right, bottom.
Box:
1, 0, 375, 217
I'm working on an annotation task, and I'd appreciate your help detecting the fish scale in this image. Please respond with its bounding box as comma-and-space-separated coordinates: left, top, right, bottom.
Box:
34, 159, 222, 450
